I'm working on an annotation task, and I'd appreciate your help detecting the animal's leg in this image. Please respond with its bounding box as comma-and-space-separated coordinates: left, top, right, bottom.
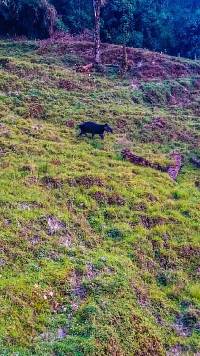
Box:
100, 133, 104, 140
78, 130, 84, 137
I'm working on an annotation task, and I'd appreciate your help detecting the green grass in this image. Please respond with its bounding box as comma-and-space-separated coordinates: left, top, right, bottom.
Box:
0, 41, 199, 355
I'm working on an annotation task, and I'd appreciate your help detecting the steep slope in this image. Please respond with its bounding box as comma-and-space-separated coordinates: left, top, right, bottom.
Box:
37, 36, 200, 80
0, 41, 199, 355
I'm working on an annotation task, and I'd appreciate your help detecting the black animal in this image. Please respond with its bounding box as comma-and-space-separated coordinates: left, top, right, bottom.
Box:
78, 121, 113, 139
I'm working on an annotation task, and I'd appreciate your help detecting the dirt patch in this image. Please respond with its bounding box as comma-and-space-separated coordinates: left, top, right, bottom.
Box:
116, 135, 133, 149
132, 246, 157, 272
41, 176, 63, 189
69, 269, 87, 301
142, 115, 198, 145
132, 283, 150, 307
85, 262, 100, 281
29, 235, 41, 246
57, 79, 78, 91
20, 164, 35, 173
173, 310, 199, 337
51, 159, 62, 166
133, 202, 147, 211
122, 149, 167, 172
116, 118, 128, 132
0, 123, 10, 138
25, 176, 38, 186
40, 327, 67, 342
176, 245, 200, 259
166, 345, 190, 355
140, 215, 166, 229
92, 191, 125, 206
122, 149, 183, 180
144, 117, 167, 130
68, 175, 105, 188
65, 120, 76, 128
27, 101, 45, 119
145, 193, 158, 202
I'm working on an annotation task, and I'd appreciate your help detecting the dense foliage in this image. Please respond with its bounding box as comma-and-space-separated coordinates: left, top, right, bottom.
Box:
0, 0, 57, 38
0, 0, 199, 57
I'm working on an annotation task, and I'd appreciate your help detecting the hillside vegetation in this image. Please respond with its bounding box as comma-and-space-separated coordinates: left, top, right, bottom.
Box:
0, 0, 200, 59
0, 40, 200, 355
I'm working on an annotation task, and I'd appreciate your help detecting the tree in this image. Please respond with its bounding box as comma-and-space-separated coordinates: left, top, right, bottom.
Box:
93, 0, 107, 66
50, 0, 93, 33
0, 0, 57, 38
101, 0, 135, 74
119, 2, 135, 76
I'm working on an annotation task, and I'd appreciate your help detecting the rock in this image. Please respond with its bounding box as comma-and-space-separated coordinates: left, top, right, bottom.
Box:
0, 259, 6, 267
166, 345, 187, 356
167, 152, 182, 180
29, 236, 40, 245
40, 327, 67, 342
47, 216, 66, 235
70, 270, 86, 300
86, 262, 99, 280
18, 202, 32, 210
18, 202, 41, 210
57, 328, 67, 339
59, 233, 72, 247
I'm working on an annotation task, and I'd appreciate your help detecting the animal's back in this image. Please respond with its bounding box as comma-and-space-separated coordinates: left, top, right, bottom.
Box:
83, 121, 98, 127
80, 121, 101, 130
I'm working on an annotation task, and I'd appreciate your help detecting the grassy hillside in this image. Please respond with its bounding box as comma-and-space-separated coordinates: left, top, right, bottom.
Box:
0, 40, 199, 355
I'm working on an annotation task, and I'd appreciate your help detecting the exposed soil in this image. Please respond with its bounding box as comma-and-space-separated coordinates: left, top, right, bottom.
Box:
92, 191, 125, 206
122, 149, 167, 172
38, 36, 200, 81
68, 175, 105, 188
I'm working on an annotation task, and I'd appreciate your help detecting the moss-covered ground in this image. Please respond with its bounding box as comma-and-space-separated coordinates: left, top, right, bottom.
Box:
0, 41, 199, 355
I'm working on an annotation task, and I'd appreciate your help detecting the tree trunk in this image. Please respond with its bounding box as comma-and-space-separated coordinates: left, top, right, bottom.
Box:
93, 0, 101, 66
121, 44, 128, 76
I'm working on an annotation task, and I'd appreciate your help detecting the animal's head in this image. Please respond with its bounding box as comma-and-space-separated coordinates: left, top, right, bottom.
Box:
104, 123, 113, 133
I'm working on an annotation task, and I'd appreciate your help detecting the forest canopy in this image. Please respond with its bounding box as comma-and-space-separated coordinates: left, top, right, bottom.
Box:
0, 0, 199, 58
